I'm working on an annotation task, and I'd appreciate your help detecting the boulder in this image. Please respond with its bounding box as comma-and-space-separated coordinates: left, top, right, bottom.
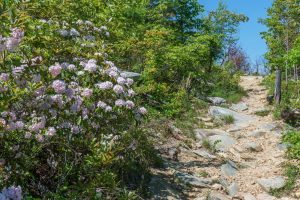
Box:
256, 176, 285, 192
174, 171, 213, 188
209, 106, 255, 127
207, 97, 226, 105
230, 103, 248, 112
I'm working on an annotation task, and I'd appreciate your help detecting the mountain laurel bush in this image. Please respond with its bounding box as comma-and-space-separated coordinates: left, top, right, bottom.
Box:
0, 19, 155, 199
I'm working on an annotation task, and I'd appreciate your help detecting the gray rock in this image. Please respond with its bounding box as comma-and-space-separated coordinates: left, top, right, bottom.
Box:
221, 161, 238, 177
208, 97, 226, 105
257, 176, 285, 192
174, 171, 212, 188
193, 149, 217, 159
120, 71, 141, 79
242, 193, 257, 200
200, 117, 213, 122
227, 125, 243, 132
256, 193, 276, 200
194, 129, 228, 140
245, 142, 263, 152
247, 130, 266, 138
208, 135, 236, 152
230, 103, 248, 112
259, 123, 279, 131
209, 106, 255, 127
219, 177, 229, 186
149, 175, 181, 200
208, 191, 231, 200
227, 182, 239, 197
277, 143, 291, 151
194, 197, 206, 200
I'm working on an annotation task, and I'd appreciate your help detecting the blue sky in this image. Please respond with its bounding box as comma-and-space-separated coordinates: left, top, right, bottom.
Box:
200, 0, 273, 64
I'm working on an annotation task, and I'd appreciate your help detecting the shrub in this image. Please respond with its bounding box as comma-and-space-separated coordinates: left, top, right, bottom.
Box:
0, 22, 155, 199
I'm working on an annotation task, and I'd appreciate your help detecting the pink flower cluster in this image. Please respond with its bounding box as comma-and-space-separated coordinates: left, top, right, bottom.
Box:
0, 28, 24, 52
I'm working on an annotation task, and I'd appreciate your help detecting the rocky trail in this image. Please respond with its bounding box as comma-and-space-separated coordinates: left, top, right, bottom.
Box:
149, 76, 300, 200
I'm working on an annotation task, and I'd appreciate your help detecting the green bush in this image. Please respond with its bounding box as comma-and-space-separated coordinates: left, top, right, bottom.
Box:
283, 130, 300, 159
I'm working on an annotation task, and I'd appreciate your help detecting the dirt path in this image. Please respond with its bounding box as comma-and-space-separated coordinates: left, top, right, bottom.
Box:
150, 76, 298, 200
227, 76, 289, 198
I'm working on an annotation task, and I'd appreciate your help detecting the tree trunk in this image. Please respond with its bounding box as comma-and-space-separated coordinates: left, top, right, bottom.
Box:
274, 69, 282, 104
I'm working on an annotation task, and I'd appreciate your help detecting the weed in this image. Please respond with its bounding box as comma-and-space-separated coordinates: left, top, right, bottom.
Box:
254, 109, 271, 116
198, 170, 209, 178
202, 139, 221, 153
221, 115, 235, 124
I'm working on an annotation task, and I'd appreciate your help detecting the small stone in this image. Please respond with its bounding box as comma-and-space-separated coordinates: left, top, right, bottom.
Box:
120, 71, 141, 79
167, 123, 183, 140
230, 103, 248, 112
277, 143, 291, 151
174, 171, 213, 188
221, 161, 238, 177
208, 97, 226, 105
227, 125, 243, 133
204, 122, 215, 128
166, 147, 181, 161
245, 142, 263, 152
193, 149, 216, 159
200, 117, 213, 122
242, 193, 256, 200
149, 175, 181, 200
259, 123, 279, 131
211, 183, 223, 190
257, 176, 285, 192
227, 182, 238, 197
208, 191, 231, 200
194, 197, 206, 200
219, 177, 230, 187
194, 129, 228, 140
247, 130, 266, 138
256, 193, 275, 200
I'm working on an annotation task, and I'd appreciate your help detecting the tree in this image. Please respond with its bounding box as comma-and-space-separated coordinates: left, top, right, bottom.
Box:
261, 0, 300, 107
224, 43, 251, 73
261, 0, 300, 76
203, 1, 248, 64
